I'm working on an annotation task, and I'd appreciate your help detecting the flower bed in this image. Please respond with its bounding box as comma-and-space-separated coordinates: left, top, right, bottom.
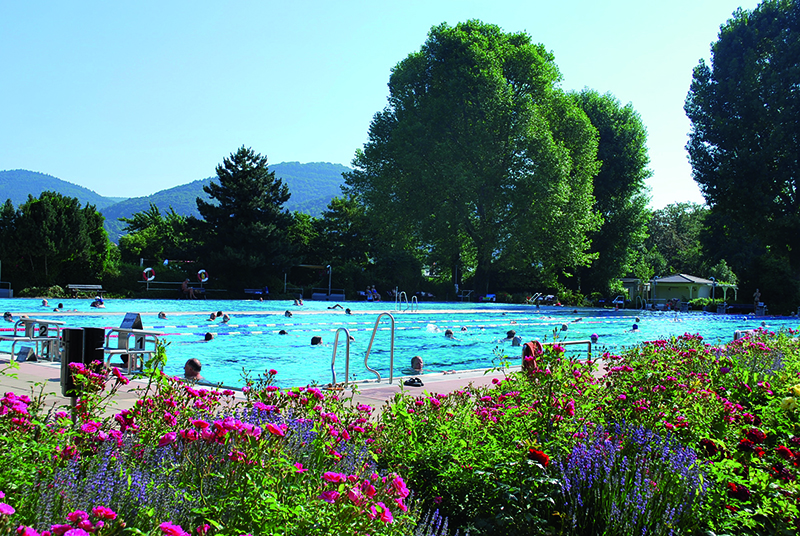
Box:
1, 328, 799, 535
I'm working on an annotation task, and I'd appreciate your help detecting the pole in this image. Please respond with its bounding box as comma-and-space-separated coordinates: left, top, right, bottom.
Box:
327, 265, 332, 296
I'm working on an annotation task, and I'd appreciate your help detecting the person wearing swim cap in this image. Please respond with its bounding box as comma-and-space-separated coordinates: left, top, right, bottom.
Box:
590, 333, 598, 343
631, 324, 639, 331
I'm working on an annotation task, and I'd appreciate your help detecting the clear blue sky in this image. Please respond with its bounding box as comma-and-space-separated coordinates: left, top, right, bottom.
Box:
0, 0, 759, 207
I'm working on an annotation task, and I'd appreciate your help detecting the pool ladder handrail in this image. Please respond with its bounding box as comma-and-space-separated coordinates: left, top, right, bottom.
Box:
363, 312, 395, 384
394, 290, 418, 312
330, 327, 352, 387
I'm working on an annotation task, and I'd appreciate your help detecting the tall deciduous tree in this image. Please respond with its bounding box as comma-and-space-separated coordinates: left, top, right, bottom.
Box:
0, 192, 110, 288
196, 147, 293, 287
685, 0, 800, 311
574, 90, 652, 295
345, 21, 600, 292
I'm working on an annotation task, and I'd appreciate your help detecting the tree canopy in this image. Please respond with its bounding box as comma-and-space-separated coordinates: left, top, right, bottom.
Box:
685, 0, 800, 311
196, 147, 294, 287
573, 90, 651, 295
345, 20, 601, 293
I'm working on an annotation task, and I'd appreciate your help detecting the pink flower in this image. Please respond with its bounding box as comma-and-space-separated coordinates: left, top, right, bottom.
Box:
160, 522, 190, 536
394, 497, 408, 512
293, 463, 308, 473
64, 530, 90, 536
227, 451, 246, 462
268, 369, 278, 375
111, 367, 129, 385
377, 502, 393, 523
195, 525, 210, 536
391, 475, 410, 498
347, 486, 364, 505
265, 422, 285, 437
90, 506, 116, 520
0, 502, 15, 515
66, 511, 88, 523
16, 528, 40, 536
322, 472, 346, 483
79, 421, 101, 434
318, 490, 340, 503
190, 419, 210, 429
157, 432, 177, 448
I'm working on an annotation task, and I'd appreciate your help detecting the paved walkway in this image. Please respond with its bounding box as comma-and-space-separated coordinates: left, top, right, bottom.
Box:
0, 353, 515, 417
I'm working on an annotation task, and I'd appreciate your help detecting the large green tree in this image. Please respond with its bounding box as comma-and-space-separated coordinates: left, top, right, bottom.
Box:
117, 203, 193, 264
196, 147, 294, 287
685, 0, 800, 311
0, 192, 110, 288
345, 21, 600, 293
645, 203, 708, 276
574, 90, 652, 295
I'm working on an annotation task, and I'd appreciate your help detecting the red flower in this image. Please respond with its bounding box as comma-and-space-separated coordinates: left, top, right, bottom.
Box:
699, 438, 719, 457
527, 448, 550, 467
776, 445, 795, 461
769, 462, 796, 482
745, 428, 766, 444
726, 482, 751, 501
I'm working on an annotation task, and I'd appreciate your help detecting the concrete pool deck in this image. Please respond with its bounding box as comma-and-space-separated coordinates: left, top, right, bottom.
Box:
0, 353, 519, 417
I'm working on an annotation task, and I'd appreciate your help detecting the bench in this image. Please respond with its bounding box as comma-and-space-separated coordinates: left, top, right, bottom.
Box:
244, 287, 269, 297
67, 284, 105, 298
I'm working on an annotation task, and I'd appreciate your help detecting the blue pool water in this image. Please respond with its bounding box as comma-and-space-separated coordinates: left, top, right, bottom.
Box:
1, 298, 798, 388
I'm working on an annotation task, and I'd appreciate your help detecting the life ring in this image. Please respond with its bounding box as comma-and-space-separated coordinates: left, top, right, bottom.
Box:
197, 269, 209, 283
143, 267, 156, 281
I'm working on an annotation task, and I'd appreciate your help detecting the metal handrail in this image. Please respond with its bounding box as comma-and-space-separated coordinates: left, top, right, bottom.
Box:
363, 312, 395, 383
330, 327, 352, 387
410, 295, 418, 312
395, 290, 409, 311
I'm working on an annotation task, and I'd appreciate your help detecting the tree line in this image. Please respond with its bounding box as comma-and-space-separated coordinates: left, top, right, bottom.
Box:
1, 8, 797, 312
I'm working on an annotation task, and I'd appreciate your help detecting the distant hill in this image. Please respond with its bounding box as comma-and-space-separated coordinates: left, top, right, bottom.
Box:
1, 163, 351, 242
0, 169, 123, 210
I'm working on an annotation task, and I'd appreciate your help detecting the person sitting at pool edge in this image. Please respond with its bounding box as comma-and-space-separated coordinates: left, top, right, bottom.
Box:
182, 279, 196, 299
184, 358, 204, 381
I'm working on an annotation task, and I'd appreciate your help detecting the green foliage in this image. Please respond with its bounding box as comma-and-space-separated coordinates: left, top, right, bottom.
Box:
573, 90, 652, 295
685, 0, 800, 313
346, 20, 601, 294
645, 202, 708, 276
0, 191, 111, 289
196, 147, 295, 288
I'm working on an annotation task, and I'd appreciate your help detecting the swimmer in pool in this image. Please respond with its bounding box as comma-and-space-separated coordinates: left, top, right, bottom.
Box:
328, 304, 344, 310
184, 358, 205, 381
158, 311, 167, 320
631, 323, 639, 332
503, 330, 522, 346
444, 329, 457, 340
284, 310, 292, 318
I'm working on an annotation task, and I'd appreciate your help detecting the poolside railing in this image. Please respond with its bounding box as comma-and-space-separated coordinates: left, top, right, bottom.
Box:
363, 312, 396, 384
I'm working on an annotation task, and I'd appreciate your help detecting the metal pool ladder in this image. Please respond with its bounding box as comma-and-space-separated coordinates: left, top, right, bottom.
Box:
330, 312, 396, 387
394, 290, 418, 312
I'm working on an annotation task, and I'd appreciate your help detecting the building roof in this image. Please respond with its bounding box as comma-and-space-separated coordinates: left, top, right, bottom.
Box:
654, 273, 715, 285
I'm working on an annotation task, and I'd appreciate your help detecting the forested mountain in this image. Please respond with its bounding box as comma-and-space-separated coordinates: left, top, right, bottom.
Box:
0, 169, 124, 210
1, 162, 350, 242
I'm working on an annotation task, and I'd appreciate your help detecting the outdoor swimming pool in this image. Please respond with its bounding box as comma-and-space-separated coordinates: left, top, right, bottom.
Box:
1, 297, 798, 388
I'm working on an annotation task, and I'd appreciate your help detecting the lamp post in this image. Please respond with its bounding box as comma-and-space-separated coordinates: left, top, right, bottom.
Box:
710, 277, 716, 301
327, 265, 332, 296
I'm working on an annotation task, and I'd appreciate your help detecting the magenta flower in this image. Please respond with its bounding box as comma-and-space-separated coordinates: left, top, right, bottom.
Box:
66, 511, 88, 523
190, 419, 210, 429
65, 528, 90, 536
195, 525, 210, 536
157, 432, 177, 448
322, 472, 346, 483
377, 502, 393, 523
268, 369, 278, 375
16, 528, 40, 536
79, 421, 101, 434
265, 422, 285, 437
293, 463, 308, 473
91, 506, 117, 521
0, 502, 15, 515
227, 451, 246, 462
318, 490, 340, 503
160, 522, 190, 536
391, 476, 410, 498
